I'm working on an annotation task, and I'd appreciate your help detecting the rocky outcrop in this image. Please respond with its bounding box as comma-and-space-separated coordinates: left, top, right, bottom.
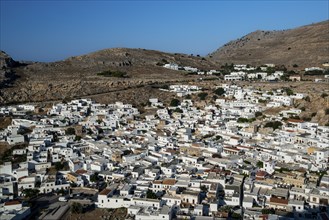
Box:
0, 51, 19, 69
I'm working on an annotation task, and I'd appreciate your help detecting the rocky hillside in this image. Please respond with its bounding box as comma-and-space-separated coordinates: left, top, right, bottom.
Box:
0, 51, 20, 69
209, 20, 329, 68
0, 48, 219, 104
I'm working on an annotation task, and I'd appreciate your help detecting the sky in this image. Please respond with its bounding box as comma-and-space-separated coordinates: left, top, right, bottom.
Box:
0, 1, 328, 62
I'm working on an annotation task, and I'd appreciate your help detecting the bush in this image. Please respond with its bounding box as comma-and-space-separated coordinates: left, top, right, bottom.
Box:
321, 93, 328, 98
284, 88, 294, 96
212, 153, 221, 158
264, 121, 282, 130
55, 162, 64, 171
170, 99, 180, 107
71, 202, 83, 214
174, 108, 183, 113
325, 108, 329, 115
237, 118, 255, 123
65, 127, 76, 135
304, 70, 324, 75
214, 87, 225, 96
97, 70, 128, 78
231, 213, 242, 219
198, 92, 208, 100
262, 208, 275, 214
23, 188, 39, 199
146, 190, 157, 199
255, 112, 263, 117
161, 59, 169, 64
161, 84, 169, 90
256, 161, 263, 168
90, 172, 99, 182
304, 96, 311, 102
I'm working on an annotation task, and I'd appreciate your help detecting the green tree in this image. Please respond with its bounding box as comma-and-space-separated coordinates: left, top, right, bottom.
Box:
170, 98, 180, 107
284, 88, 294, 96
174, 108, 183, 113
237, 118, 255, 123
280, 75, 288, 81
200, 185, 208, 192
185, 94, 192, 99
198, 92, 208, 100
264, 121, 282, 130
214, 87, 225, 96
321, 93, 328, 98
255, 112, 263, 117
262, 208, 275, 214
55, 162, 64, 171
146, 190, 157, 199
65, 127, 76, 135
90, 172, 99, 182
231, 213, 242, 219
97, 70, 127, 78
215, 135, 222, 140
71, 202, 83, 214
256, 161, 264, 168
23, 188, 39, 199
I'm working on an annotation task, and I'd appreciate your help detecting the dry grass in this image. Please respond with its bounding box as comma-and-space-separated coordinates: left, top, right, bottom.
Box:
210, 20, 329, 68
0, 142, 10, 157
0, 117, 12, 130
65, 207, 127, 220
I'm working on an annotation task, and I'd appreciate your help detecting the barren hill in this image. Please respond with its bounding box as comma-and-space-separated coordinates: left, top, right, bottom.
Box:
209, 21, 329, 68
0, 48, 218, 104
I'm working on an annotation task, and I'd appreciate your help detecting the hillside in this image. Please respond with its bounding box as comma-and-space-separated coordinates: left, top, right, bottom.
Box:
1, 20, 329, 105
209, 21, 329, 68
0, 48, 218, 104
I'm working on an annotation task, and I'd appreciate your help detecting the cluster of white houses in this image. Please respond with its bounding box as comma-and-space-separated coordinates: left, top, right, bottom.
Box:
0, 83, 328, 220
163, 63, 217, 75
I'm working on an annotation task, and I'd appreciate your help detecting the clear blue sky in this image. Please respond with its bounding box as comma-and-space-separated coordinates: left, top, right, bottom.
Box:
1, 1, 328, 62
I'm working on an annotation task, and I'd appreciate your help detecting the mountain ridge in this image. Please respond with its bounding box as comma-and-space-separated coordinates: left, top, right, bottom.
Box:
0, 20, 328, 105
208, 20, 329, 67
0, 48, 218, 104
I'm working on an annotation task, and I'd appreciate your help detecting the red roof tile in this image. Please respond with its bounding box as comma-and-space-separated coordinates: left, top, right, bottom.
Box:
5, 200, 21, 206
287, 119, 304, 123
99, 188, 111, 195
75, 169, 87, 174
270, 197, 288, 205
